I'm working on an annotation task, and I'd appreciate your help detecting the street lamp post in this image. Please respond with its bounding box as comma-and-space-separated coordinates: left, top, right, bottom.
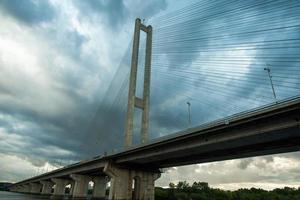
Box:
264, 66, 277, 103
187, 101, 191, 127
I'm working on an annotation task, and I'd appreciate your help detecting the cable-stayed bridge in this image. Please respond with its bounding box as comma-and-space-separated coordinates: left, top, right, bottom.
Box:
9, 1, 300, 199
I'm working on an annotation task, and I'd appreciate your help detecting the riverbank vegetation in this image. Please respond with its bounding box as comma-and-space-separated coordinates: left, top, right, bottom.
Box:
155, 181, 300, 200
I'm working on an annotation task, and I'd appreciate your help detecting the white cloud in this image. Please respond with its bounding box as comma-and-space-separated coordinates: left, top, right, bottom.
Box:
0, 153, 59, 182
157, 153, 300, 190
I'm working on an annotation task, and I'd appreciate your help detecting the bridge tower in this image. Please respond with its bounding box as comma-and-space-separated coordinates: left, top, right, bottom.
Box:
124, 18, 153, 148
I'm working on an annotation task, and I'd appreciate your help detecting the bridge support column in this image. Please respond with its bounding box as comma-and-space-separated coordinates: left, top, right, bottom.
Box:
104, 163, 160, 200
51, 178, 69, 199
10, 186, 17, 192
18, 185, 24, 193
9, 186, 15, 192
40, 180, 54, 195
92, 176, 106, 200
16, 186, 22, 193
22, 185, 28, 193
13, 186, 19, 192
29, 183, 42, 194
17, 186, 24, 193
70, 174, 90, 199
23, 184, 31, 193
14, 186, 20, 193
16, 186, 21, 193
70, 181, 75, 196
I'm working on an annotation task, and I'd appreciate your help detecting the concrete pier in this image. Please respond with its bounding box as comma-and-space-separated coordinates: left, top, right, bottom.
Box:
9, 186, 16, 192
92, 176, 106, 200
18, 186, 24, 193
23, 184, 31, 193
12, 186, 20, 192
70, 174, 90, 199
40, 180, 53, 195
29, 182, 42, 194
51, 178, 69, 199
69, 180, 75, 196
104, 162, 160, 200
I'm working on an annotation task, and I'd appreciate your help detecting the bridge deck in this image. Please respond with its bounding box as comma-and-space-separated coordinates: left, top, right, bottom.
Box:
14, 96, 300, 185
112, 95, 300, 168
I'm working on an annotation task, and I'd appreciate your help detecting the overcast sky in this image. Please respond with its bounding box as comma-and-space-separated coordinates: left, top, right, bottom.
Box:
0, 0, 300, 190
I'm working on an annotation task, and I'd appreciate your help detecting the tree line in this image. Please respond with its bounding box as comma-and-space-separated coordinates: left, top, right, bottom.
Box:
155, 181, 300, 200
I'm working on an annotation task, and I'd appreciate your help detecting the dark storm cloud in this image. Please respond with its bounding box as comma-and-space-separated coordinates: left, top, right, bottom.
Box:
75, 0, 126, 29
57, 30, 88, 59
75, 0, 167, 29
0, 0, 55, 24
237, 157, 274, 170
237, 158, 253, 170
0, 0, 169, 169
0, 109, 79, 160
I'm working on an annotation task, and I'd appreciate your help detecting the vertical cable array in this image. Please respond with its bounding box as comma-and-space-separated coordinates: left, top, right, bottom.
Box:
147, 0, 300, 137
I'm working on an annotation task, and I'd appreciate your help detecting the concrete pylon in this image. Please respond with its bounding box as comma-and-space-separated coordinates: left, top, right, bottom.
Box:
40, 180, 54, 195
51, 178, 70, 199
124, 18, 153, 148
70, 174, 91, 199
92, 176, 107, 200
104, 162, 160, 200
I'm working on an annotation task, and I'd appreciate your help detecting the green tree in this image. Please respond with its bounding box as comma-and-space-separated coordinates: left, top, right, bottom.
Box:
155, 181, 300, 200
169, 182, 176, 189
192, 182, 209, 192
168, 182, 176, 199
177, 181, 190, 191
